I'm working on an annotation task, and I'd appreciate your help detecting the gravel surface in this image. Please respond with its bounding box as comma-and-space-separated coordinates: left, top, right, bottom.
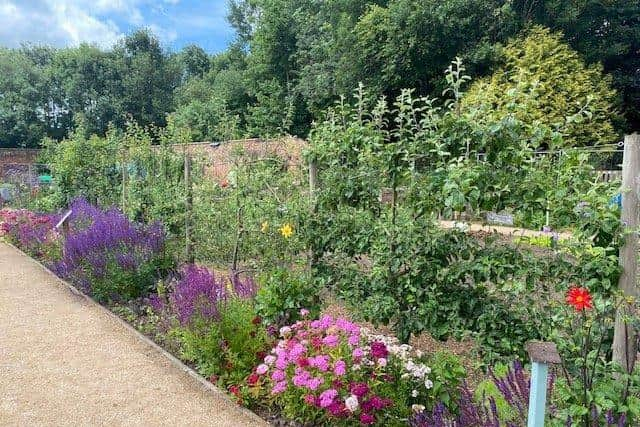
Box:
0, 242, 266, 427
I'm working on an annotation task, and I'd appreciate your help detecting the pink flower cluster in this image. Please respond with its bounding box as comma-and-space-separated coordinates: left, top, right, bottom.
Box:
0, 208, 58, 255
1, 208, 21, 235
253, 311, 397, 425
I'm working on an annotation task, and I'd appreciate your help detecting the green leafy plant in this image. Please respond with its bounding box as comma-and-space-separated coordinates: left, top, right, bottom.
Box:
255, 268, 320, 327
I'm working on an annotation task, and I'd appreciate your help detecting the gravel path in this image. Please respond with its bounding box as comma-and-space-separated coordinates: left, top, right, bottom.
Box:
439, 220, 573, 239
0, 242, 266, 427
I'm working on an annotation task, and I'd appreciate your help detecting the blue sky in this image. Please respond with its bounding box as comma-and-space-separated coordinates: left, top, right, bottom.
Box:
0, 0, 236, 53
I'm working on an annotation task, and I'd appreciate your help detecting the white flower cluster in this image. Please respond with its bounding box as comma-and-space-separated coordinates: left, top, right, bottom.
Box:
361, 328, 433, 391
345, 395, 359, 412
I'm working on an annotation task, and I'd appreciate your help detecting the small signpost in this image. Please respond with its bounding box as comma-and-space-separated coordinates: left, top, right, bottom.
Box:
486, 211, 514, 226
526, 341, 561, 427
55, 209, 73, 235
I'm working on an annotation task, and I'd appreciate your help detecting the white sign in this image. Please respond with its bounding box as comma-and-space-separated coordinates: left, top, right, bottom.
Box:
55, 210, 73, 229
486, 212, 514, 226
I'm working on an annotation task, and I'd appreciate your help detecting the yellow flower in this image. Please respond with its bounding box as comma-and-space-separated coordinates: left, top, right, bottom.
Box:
279, 223, 294, 238
261, 221, 269, 233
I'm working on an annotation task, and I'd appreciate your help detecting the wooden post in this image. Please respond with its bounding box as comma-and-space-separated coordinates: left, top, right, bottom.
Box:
308, 159, 318, 212
121, 147, 128, 212
184, 151, 194, 263
526, 341, 561, 427
28, 163, 33, 203
308, 159, 319, 268
612, 133, 640, 373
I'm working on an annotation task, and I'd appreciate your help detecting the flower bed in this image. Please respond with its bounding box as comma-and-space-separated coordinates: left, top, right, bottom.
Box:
2, 200, 173, 303
3, 203, 638, 426
0, 207, 59, 257
251, 312, 435, 425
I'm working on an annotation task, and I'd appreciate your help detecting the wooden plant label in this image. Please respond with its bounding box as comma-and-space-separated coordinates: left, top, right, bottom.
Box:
55, 210, 73, 230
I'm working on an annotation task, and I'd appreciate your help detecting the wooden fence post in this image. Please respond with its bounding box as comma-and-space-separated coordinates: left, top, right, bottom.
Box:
612, 133, 640, 374
184, 151, 194, 263
309, 159, 318, 212
308, 159, 319, 268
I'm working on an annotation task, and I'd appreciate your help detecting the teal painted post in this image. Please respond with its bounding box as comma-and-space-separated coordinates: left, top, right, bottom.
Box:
527, 362, 548, 427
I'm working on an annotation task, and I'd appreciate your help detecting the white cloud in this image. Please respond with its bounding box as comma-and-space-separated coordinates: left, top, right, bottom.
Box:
0, 0, 234, 52
148, 24, 178, 44
0, 0, 126, 48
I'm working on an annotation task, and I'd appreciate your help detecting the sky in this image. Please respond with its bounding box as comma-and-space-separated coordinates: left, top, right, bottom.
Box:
0, 0, 236, 53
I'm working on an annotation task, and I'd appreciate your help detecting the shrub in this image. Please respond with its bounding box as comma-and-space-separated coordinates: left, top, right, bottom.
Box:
463, 26, 618, 146
255, 268, 321, 327
151, 264, 268, 387
52, 199, 173, 302
250, 313, 435, 425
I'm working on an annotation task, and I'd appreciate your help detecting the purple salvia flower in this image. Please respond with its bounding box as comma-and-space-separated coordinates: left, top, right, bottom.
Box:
169, 264, 227, 325
230, 271, 258, 298
618, 412, 626, 427
147, 294, 165, 312
606, 409, 615, 425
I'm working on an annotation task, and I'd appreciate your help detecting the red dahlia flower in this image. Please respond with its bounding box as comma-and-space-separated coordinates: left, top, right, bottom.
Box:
566, 287, 593, 311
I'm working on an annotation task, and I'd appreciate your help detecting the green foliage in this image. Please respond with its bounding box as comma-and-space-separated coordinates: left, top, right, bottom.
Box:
307, 66, 622, 363
166, 97, 241, 142
0, 47, 53, 147
515, 0, 640, 130
119, 123, 191, 240
173, 299, 270, 385
424, 351, 467, 411
90, 254, 174, 304
178, 44, 211, 79
41, 124, 120, 207
255, 268, 321, 327
192, 149, 307, 270
463, 26, 618, 146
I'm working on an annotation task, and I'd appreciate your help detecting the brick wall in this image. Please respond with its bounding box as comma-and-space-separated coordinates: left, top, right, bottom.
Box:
166, 137, 307, 180
0, 138, 307, 181
0, 149, 41, 166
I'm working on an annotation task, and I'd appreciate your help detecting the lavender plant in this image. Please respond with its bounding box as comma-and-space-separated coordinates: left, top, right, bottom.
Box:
52, 199, 173, 302
169, 264, 228, 325
410, 361, 540, 427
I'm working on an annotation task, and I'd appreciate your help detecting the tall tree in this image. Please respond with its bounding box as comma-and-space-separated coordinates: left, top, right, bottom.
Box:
49, 44, 121, 137
463, 26, 619, 146
179, 44, 211, 80
0, 47, 52, 147
113, 29, 181, 129
513, 0, 640, 130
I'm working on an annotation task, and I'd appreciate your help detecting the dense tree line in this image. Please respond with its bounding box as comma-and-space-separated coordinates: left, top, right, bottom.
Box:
0, 0, 638, 147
